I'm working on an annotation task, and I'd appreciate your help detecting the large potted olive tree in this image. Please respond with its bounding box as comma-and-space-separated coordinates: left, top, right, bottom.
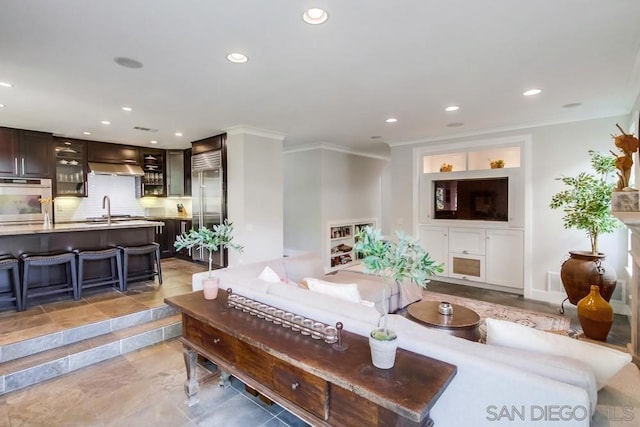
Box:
549, 150, 620, 306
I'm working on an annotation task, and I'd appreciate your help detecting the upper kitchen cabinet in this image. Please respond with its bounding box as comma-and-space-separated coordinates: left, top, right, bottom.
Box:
53, 137, 87, 197
183, 148, 192, 196
167, 150, 185, 197
141, 148, 165, 197
0, 127, 53, 178
191, 134, 225, 155
87, 141, 140, 165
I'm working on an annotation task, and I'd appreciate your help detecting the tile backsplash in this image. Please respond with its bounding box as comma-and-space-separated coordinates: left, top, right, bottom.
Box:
54, 175, 192, 222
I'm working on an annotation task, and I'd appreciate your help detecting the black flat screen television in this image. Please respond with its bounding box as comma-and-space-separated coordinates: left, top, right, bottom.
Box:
433, 177, 508, 221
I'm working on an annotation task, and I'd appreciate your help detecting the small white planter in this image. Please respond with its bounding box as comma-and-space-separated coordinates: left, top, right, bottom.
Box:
369, 333, 398, 369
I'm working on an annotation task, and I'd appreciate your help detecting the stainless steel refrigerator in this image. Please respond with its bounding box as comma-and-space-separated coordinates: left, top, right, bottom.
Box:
191, 150, 226, 268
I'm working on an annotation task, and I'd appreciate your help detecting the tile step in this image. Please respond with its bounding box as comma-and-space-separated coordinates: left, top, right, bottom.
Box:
0, 303, 179, 364
0, 314, 182, 395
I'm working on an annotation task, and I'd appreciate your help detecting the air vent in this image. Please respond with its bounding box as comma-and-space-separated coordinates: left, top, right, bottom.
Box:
133, 126, 158, 132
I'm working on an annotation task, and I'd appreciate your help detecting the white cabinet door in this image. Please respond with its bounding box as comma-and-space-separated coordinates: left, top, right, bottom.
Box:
418, 225, 449, 277
449, 227, 486, 255
486, 229, 524, 289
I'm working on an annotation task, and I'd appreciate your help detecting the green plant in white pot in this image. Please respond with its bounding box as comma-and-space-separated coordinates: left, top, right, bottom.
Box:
354, 226, 443, 368
174, 219, 243, 299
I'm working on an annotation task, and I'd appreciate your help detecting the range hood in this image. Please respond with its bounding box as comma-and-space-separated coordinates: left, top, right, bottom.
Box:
88, 162, 145, 176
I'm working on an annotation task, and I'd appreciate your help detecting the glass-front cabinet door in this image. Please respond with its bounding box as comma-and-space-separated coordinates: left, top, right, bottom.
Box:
53, 138, 87, 197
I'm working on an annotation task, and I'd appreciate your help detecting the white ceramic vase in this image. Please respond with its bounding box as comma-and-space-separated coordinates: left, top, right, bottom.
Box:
202, 277, 220, 300
369, 334, 398, 369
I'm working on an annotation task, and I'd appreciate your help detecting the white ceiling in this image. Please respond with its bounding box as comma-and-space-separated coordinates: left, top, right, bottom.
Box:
1, 1, 639, 157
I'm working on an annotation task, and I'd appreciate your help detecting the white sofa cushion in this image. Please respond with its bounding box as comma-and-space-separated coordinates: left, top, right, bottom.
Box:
258, 266, 282, 283
386, 315, 594, 425
266, 281, 381, 328
282, 252, 325, 283
304, 277, 362, 303
486, 318, 631, 390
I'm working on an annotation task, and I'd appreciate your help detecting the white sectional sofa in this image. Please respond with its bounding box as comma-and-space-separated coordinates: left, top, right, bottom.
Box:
192, 253, 639, 427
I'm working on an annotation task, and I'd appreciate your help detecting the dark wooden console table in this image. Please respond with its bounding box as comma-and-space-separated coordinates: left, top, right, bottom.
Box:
165, 291, 457, 427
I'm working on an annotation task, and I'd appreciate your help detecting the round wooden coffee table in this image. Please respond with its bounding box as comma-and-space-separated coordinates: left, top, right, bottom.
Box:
407, 301, 481, 342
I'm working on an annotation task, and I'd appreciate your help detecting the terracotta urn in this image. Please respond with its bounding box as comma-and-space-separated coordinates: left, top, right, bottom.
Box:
560, 251, 616, 305
577, 285, 614, 341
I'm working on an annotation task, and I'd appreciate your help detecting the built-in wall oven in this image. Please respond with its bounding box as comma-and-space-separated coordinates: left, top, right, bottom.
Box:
0, 178, 52, 224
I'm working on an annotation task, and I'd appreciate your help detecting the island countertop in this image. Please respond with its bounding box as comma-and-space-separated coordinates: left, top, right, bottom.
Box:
0, 220, 165, 237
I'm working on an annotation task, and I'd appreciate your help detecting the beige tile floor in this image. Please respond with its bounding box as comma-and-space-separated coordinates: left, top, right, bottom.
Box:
0, 259, 632, 426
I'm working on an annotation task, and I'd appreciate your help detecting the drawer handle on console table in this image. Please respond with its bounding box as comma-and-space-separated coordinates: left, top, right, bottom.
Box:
291, 382, 300, 391
212, 338, 220, 344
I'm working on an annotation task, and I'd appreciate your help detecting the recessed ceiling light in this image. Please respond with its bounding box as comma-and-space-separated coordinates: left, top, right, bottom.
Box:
101, 120, 111, 125
0, 82, 13, 88
175, 132, 183, 137
150, 140, 158, 144
385, 118, 398, 123
227, 53, 248, 63
303, 8, 328, 25
523, 88, 542, 96
447, 122, 465, 127
563, 102, 582, 108
114, 57, 144, 69
83, 131, 91, 135
122, 106, 132, 112
445, 106, 459, 112
0, 104, 4, 108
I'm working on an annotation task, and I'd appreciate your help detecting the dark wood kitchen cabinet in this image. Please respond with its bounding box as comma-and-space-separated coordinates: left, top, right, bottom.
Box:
53, 137, 87, 197
141, 148, 166, 197
87, 141, 140, 165
0, 127, 53, 178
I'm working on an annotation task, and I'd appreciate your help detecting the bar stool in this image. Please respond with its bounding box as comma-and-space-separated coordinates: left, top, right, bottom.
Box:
74, 248, 124, 297
0, 255, 22, 311
20, 251, 78, 310
118, 243, 163, 290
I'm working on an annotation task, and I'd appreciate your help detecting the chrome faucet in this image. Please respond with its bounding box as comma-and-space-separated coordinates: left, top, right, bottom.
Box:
102, 195, 111, 225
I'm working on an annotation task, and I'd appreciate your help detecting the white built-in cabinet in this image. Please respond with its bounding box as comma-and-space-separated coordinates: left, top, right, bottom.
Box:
416, 141, 526, 291
419, 225, 523, 289
326, 219, 376, 272
485, 229, 524, 289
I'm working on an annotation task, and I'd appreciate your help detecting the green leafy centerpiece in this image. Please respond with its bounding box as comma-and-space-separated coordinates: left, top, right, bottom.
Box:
354, 226, 443, 368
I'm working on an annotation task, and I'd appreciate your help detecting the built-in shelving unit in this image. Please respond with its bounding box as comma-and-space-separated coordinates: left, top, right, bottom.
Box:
417, 141, 526, 292
422, 146, 521, 173
327, 219, 376, 272
54, 138, 86, 197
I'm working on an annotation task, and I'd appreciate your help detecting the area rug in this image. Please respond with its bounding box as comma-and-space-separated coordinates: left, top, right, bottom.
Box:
420, 290, 571, 332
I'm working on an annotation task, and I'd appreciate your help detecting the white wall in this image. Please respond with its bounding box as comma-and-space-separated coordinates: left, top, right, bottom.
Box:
283, 147, 388, 261
390, 115, 630, 304
283, 150, 322, 254
227, 128, 285, 265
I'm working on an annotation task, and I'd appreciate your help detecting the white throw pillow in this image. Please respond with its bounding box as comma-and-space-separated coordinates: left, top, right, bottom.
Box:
485, 318, 631, 389
304, 277, 362, 303
257, 266, 282, 283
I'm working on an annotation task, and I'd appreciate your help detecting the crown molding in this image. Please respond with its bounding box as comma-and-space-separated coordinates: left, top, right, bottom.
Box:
224, 125, 286, 141
387, 112, 630, 148
283, 142, 390, 161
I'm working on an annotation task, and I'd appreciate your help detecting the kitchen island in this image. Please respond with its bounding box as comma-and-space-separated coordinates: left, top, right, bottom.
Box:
0, 220, 166, 302
0, 220, 164, 254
